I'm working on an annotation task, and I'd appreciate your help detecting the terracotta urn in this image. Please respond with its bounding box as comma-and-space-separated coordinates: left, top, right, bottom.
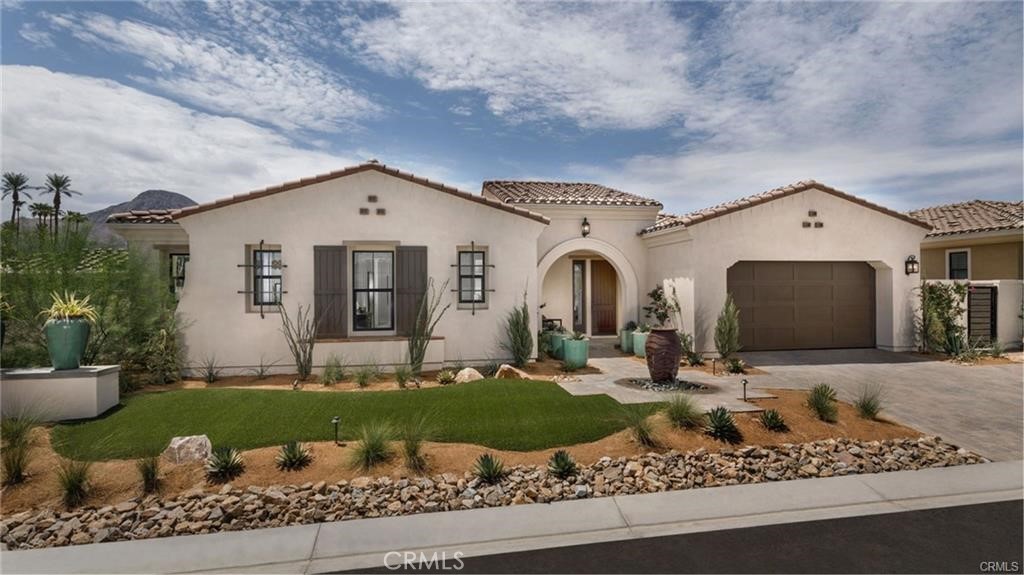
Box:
645, 328, 681, 383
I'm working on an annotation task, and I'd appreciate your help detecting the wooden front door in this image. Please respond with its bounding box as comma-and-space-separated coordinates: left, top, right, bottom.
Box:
590, 260, 617, 335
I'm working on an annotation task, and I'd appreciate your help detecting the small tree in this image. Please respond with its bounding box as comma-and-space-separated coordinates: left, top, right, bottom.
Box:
642, 286, 680, 328
714, 294, 741, 359
407, 278, 451, 376
279, 303, 321, 380
501, 292, 533, 367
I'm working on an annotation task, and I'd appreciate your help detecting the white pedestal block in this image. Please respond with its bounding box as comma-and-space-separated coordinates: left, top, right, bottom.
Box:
0, 365, 120, 421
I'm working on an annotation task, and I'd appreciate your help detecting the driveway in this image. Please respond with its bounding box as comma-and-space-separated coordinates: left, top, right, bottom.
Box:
742, 349, 1024, 462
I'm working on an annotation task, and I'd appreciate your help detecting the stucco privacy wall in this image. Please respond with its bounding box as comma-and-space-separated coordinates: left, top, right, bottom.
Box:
175, 170, 546, 373
646, 188, 928, 353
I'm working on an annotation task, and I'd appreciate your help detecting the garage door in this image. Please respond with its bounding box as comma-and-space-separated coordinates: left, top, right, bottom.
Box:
727, 261, 876, 351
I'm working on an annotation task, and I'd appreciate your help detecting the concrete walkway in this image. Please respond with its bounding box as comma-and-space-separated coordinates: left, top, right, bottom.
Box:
740, 349, 1024, 461
4, 461, 1020, 574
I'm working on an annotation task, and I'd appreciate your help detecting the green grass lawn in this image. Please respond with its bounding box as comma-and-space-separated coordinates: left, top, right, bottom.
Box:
51, 380, 659, 461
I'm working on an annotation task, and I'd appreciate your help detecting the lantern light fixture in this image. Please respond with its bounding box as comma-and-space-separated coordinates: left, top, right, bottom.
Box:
905, 255, 920, 275
581, 217, 591, 237
331, 416, 342, 445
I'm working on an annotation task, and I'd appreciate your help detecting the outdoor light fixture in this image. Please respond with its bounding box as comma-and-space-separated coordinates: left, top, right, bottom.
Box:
905, 255, 920, 275
331, 416, 341, 445
581, 217, 591, 237
742, 379, 748, 402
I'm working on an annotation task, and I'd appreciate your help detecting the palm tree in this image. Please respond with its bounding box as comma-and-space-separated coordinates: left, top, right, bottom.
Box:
2, 172, 33, 230
43, 174, 80, 237
29, 202, 53, 231
63, 211, 88, 234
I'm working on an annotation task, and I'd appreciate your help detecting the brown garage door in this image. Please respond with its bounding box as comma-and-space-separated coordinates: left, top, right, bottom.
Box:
727, 261, 876, 351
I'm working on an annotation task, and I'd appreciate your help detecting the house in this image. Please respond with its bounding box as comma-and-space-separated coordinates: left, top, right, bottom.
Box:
909, 200, 1023, 347
109, 161, 932, 373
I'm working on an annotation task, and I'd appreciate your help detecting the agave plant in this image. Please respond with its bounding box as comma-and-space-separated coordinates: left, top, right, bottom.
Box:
758, 409, 788, 432
206, 446, 245, 482
547, 450, 578, 480
276, 441, 312, 471
704, 407, 742, 443
473, 453, 506, 485
435, 369, 456, 386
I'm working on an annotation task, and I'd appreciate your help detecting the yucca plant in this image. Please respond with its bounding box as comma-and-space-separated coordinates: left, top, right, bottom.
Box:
275, 441, 312, 471
758, 409, 788, 432
249, 355, 277, 380
473, 453, 506, 485
664, 394, 704, 429
137, 456, 161, 493
39, 291, 98, 322
547, 450, 578, 480
399, 414, 433, 474
704, 407, 742, 443
205, 446, 245, 482
620, 406, 659, 448
435, 369, 456, 385
321, 354, 346, 386
855, 383, 883, 420
350, 422, 394, 470
394, 364, 413, 389
807, 383, 838, 422
57, 458, 92, 507
198, 355, 223, 384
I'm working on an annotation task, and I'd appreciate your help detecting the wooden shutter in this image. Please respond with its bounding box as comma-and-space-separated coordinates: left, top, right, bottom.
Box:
314, 246, 347, 338
395, 246, 428, 336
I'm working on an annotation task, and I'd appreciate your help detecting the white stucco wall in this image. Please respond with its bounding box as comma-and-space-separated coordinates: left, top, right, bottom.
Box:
171, 170, 546, 373
644, 188, 928, 353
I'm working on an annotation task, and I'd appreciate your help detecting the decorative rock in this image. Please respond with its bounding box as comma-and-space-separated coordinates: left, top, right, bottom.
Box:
494, 364, 531, 380
350, 477, 372, 489
454, 368, 484, 384
162, 435, 212, 464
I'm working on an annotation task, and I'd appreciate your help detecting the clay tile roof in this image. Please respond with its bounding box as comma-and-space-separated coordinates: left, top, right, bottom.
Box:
170, 162, 549, 224
106, 209, 182, 224
641, 180, 932, 235
908, 200, 1023, 238
482, 181, 662, 208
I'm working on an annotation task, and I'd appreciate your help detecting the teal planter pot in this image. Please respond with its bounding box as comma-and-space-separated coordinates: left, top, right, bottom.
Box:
563, 338, 589, 369
45, 318, 91, 370
619, 328, 633, 354
550, 333, 568, 360
632, 331, 648, 358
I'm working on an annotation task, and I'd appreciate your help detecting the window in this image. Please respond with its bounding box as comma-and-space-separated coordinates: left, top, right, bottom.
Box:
458, 250, 486, 303
252, 249, 283, 305
353, 251, 394, 330
572, 260, 586, 333
948, 250, 969, 280
169, 253, 189, 297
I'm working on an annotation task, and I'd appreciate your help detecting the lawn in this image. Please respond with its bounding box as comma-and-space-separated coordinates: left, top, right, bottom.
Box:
52, 380, 659, 460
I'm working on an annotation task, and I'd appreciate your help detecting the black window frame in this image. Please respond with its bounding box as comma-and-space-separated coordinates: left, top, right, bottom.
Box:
169, 252, 189, 296
948, 250, 969, 280
352, 250, 395, 331
458, 250, 487, 304
252, 249, 283, 306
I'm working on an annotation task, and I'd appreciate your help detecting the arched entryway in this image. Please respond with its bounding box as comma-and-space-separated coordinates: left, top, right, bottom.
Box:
537, 238, 639, 337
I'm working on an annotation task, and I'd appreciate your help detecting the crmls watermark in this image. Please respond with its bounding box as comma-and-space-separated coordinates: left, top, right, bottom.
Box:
384, 551, 465, 571
979, 560, 1020, 573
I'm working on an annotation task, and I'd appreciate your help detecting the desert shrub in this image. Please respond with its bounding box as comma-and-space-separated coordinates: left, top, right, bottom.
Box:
57, 458, 92, 507
855, 384, 884, 420
538, 329, 553, 359
704, 407, 742, 443
917, 282, 968, 354
665, 394, 704, 429
620, 406, 658, 448
322, 354, 346, 386
435, 369, 456, 386
806, 383, 838, 422
144, 311, 183, 385
276, 441, 312, 471
2, 414, 38, 485
408, 278, 451, 376
198, 355, 222, 383
249, 355, 277, 379
501, 292, 533, 367
399, 414, 433, 474
350, 422, 394, 470
679, 332, 704, 366
205, 446, 245, 482
547, 450, 579, 480
758, 409, 788, 432
725, 357, 746, 374
473, 453, 506, 484
480, 361, 499, 378
279, 303, 321, 380
990, 339, 1005, 358
354, 365, 377, 388
450, 357, 467, 373
137, 456, 161, 493
394, 364, 412, 389
714, 294, 742, 359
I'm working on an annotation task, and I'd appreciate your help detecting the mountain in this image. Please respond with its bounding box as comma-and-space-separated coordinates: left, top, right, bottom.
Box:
87, 190, 197, 245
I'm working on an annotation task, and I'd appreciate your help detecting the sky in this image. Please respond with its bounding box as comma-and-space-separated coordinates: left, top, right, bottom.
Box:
1, 0, 1022, 217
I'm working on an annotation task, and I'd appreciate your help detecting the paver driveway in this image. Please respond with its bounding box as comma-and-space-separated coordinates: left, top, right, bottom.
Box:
741, 349, 1023, 461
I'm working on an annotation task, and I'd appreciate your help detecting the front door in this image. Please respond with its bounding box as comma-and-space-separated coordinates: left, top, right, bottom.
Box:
591, 260, 617, 335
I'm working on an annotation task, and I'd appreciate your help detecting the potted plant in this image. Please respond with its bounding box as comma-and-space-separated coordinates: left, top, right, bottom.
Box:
619, 320, 637, 354
632, 323, 651, 358
40, 291, 97, 370
562, 331, 589, 370
549, 326, 569, 360
642, 286, 682, 383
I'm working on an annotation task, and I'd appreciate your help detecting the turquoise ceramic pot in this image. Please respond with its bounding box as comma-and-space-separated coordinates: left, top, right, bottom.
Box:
562, 338, 589, 369
619, 328, 633, 354
632, 331, 648, 358
45, 318, 91, 370
549, 333, 568, 359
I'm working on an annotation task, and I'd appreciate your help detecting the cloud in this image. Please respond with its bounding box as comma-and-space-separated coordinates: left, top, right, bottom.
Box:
449, 105, 473, 117
0, 66, 358, 214
18, 23, 54, 48
45, 11, 379, 132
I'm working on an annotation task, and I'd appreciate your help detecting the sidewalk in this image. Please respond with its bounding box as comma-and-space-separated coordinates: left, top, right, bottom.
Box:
3, 461, 1021, 574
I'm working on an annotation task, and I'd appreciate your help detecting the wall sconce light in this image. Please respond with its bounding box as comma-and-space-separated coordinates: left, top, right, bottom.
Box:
581, 217, 591, 237
905, 255, 920, 275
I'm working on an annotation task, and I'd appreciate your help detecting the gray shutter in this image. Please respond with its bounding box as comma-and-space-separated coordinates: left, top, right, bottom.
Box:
396, 246, 428, 336
314, 246, 347, 338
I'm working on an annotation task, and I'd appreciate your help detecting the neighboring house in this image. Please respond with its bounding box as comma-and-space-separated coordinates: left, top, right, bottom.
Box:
109, 161, 932, 373
909, 200, 1023, 347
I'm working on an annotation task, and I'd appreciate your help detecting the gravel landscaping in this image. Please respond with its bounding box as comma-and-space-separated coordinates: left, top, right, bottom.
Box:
0, 436, 985, 550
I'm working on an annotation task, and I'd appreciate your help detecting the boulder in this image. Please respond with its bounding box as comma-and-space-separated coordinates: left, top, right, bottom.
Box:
494, 364, 531, 380
454, 368, 484, 384
162, 435, 212, 464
